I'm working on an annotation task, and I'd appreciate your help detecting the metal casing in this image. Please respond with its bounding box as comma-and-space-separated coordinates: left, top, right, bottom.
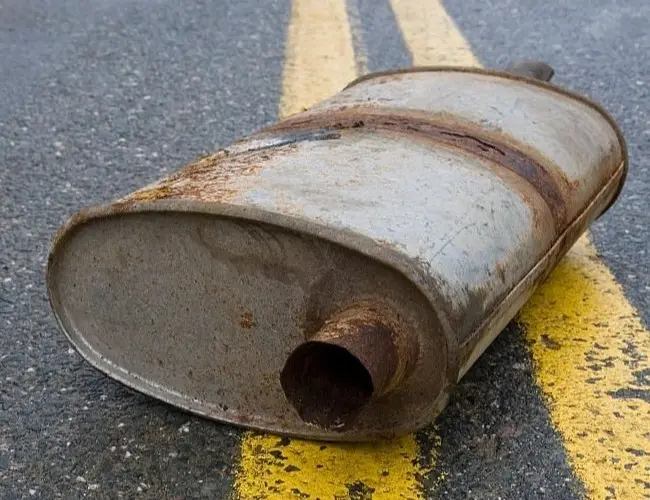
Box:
46, 67, 627, 441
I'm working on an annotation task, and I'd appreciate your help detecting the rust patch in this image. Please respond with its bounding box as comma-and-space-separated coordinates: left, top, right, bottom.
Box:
259, 108, 570, 229
128, 184, 176, 202
123, 144, 298, 205
458, 283, 493, 341
317, 305, 400, 397
494, 260, 508, 284
240, 311, 256, 329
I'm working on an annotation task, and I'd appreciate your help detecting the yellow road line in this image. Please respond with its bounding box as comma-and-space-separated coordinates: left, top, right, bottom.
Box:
236, 433, 433, 499
234, 1, 430, 498
390, 0, 650, 497
389, 0, 479, 66
277, 0, 357, 119
519, 236, 650, 499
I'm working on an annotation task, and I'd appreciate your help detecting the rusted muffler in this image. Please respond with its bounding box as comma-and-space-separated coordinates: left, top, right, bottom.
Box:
46, 62, 627, 441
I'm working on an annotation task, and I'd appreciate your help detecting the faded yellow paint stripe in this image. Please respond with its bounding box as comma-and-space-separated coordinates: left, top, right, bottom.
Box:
389, 0, 479, 66
277, 0, 357, 118
236, 433, 434, 499
519, 235, 650, 499
234, 1, 430, 498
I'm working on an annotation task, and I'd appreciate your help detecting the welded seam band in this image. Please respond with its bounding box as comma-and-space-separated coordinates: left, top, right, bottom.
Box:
256, 108, 569, 230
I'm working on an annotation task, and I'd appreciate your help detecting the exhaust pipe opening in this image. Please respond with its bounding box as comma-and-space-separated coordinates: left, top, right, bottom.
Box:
280, 341, 374, 430
280, 304, 414, 430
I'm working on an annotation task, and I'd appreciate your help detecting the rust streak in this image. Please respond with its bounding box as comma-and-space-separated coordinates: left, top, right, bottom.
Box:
259, 108, 570, 229
124, 144, 298, 205
240, 311, 256, 329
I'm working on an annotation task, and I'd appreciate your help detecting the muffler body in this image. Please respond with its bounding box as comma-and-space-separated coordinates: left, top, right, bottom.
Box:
46, 66, 627, 441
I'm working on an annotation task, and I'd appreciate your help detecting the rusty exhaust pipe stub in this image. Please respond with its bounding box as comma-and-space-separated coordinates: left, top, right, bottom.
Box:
280, 302, 418, 430
46, 61, 628, 441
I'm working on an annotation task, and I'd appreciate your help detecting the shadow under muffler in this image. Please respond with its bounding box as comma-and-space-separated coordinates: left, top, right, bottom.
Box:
46, 63, 628, 441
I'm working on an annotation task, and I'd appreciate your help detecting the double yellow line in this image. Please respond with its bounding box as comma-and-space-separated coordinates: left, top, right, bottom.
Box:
234, 1, 650, 498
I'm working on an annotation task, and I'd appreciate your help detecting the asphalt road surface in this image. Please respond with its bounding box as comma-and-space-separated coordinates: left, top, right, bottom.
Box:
1, 0, 648, 499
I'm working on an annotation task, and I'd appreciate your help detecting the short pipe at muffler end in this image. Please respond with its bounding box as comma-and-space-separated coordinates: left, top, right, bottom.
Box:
280, 304, 417, 431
